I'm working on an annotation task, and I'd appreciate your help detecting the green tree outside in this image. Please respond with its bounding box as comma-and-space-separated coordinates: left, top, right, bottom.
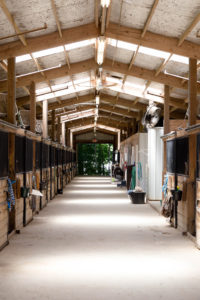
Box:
78, 143, 113, 176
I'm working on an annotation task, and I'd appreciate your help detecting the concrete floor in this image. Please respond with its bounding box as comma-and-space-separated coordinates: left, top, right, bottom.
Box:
0, 177, 200, 300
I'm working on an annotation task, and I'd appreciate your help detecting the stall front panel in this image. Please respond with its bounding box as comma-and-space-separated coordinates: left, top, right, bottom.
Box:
0, 130, 9, 250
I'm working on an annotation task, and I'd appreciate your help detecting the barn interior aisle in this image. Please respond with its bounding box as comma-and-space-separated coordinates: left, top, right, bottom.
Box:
0, 177, 200, 300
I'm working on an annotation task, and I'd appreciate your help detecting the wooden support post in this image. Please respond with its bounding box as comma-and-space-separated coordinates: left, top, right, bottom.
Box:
7, 57, 16, 232
7, 57, 16, 179
42, 100, 48, 139
132, 118, 136, 135
163, 85, 170, 202
164, 85, 170, 135
187, 59, 197, 235
7, 57, 16, 124
117, 131, 121, 151
30, 81, 36, 133
188, 58, 197, 126
56, 116, 61, 143
61, 122, 65, 146
51, 110, 55, 141
188, 134, 196, 235
138, 111, 143, 132
70, 130, 73, 149
66, 127, 70, 147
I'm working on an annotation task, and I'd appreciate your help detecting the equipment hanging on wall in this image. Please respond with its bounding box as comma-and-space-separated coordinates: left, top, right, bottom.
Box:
142, 103, 161, 128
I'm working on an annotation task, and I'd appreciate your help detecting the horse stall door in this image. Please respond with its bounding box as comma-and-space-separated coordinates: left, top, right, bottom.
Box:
35, 141, 41, 213
24, 137, 33, 225
15, 135, 25, 231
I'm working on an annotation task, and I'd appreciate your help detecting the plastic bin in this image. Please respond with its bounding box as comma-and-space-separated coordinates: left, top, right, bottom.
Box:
129, 192, 146, 204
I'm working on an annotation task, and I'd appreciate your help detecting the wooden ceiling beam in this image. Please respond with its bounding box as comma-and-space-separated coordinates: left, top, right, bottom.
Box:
17, 87, 185, 113
0, 59, 97, 91
17, 93, 95, 109
100, 93, 146, 111
100, 103, 139, 118
103, 58, 200, 93
56, 103, 137, 119
66, 116, 125, 129
73, 127, 116, 136
0, 23, 98, 60
55, 105, 130, 123
106, 22, 200, 60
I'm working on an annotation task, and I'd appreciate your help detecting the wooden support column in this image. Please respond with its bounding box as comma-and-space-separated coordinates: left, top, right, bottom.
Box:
117, 131, 121, 151
56, 116, 61, 143
164, 85, 170, 135
61, 122, 65, 146
132, 118, 137, 135
7, 57, 16, 180
163, 85, 170, 202
188, 134, 196, 235
29, 81, 36, 172
7, 57, 16, 124
66, 127, 70, 147
51, 110, 55, 141
188, 58, 197, 126
187, 59, 197, 235
30, 81, 36, 133
70, 130, 73, 149
42, 100, 48, 139
138, 111, 143, 133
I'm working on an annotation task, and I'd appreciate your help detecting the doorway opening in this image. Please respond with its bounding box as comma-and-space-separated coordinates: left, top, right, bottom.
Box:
77, 143, 113, 176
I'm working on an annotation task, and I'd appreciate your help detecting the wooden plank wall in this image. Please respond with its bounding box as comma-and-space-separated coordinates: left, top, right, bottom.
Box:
0, 124, 76, 250
0, 179, 8, 249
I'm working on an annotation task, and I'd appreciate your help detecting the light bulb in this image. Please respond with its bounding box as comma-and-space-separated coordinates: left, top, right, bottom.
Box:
96, 95, 100, 105
97, 37, 105, 65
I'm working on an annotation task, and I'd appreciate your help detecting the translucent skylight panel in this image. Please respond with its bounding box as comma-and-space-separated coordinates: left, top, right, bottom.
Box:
16, 54, 32, 63
36, 86, 51, 95
51, 82, 70, 91
170, 54, 188, 64
139, 46, 169, 60
147, 86, 163, 96
108, 38, 190, 65
33, 46, 64, 59
16, 39, 95, 63
73, 77, 91, 85
65, 39, 96, 51
107, 38, 137, 52
36, 85, 91, 102
106, 76, 122, 84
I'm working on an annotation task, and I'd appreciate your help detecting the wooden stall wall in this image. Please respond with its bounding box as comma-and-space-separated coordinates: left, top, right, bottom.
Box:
0, 120, 77, 251
0, 129, 9, 249
0, 179, 8, 250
